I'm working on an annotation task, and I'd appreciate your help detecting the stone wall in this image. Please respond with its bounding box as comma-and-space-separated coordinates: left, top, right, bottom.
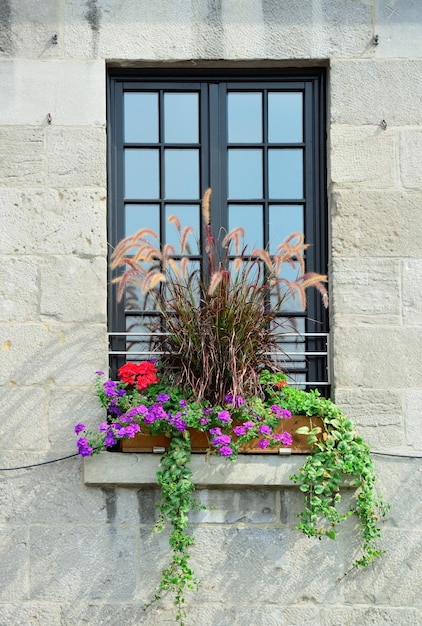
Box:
0, 1, 421, 624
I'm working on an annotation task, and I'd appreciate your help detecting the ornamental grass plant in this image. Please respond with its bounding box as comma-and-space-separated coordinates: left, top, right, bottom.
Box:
75, 190, 388, 625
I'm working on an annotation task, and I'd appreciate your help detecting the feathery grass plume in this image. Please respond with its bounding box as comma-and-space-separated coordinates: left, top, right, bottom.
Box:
202, 187, 212, 225
222, 227, 245, 255
162, 244, 177, 269
180, 226, 194, 255
168, 214, 182, 233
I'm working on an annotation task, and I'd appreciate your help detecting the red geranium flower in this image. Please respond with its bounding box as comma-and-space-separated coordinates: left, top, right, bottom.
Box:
275, 380, 287, 390
118, 361, 159, 389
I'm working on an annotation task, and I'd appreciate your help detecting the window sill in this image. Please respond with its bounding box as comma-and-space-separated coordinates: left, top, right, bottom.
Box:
83, 452, 307, 487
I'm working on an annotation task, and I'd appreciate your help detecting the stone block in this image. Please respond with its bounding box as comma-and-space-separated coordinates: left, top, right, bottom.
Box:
0, 257, 39, 322
343, 530, 422, 606
400, 130, 422, 189
0, 604, 60, 626
321, 607, 421, 626
39, 256, 107, 323
0, 127, 44, 187
190, 488, 277, 524
375, 0, 422, 59
46, 127, 106, 188
0, 527, 28, 601
0, 323, 108, 386
30, 526, 137, 600
0, 386, 47, 451
64, 0, 194, 59
0, 0, 60, 58
329, 126, 396, 189
331, 258, 401, 325
372, 457, 422, 529
0, 60, 105, 125
402, 259, 422, 326
0, 188, 107, 256
332, 327, 422, 389
48, 387, 104, 450
352, 424, 405, 450
404, 391, 422, 450
331, 189, 422, 258
60, 603, 151, 626
330, 60, 422, 126
333, 388, 402, 427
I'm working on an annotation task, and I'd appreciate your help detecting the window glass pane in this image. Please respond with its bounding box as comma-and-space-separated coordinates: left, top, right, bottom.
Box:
164, 93, 199, 143
125, 316, 163, 357
164, 204, 200, 253
228, 149, 262, 199
270, 260, 306, 312
125, 204, 160, 239
268, 92, 303, 143
164, 149, 199, 199
227, 92, 262, 143
124, 149, 160, 199
228, 204, 263, 249
269, 205, 304, 254
268, 149, 303, 199
124, 92, 158, 143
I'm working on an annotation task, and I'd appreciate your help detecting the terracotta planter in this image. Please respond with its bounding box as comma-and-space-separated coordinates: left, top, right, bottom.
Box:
120, 415, 323, 454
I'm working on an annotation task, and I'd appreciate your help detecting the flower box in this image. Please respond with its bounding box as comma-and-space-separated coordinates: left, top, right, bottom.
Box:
120, 415, 323, 454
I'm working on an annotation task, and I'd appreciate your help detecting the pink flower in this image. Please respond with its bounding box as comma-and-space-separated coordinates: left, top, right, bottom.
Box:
258, 438, 269, 449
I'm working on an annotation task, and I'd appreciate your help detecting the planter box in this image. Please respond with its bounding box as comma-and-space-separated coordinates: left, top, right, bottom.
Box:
120, 415, 324, 454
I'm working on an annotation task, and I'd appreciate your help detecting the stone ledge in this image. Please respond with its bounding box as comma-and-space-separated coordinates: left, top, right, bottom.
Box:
83, 452, 307, 487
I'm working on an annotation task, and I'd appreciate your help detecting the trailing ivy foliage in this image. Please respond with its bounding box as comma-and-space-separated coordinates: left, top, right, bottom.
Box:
262, 377, 391, 569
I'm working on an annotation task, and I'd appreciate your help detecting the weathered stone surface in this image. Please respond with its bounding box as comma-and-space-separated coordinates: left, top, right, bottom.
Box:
331, 258, 401, 325
0, 386, 47, 450
0, 60, 105, 125
0, 604, 60, 626
400, 130, 422, 189
0, 323, 108, 386
0, 257, 39, 322
0, 127, 44, 187
0, 527, 28, 601
402, 259, 422, 326
372, 457, 422, 529
0, 188, 107, 256
39, 256, 107, 322
46, 127, 106, 188
48, 387, 104, 450
30, 526, 137, 601
375, 0, 422, 59
343, 530, 422, 606
331, 60, 422, 126
191, 488, 277, 524
333, 388, 402, 427
404, 391, 422, 450
329, 126, 396, 189
331, 190, 422, 258
332, 327, 422, 389
321, 607, 421, 626
0, 0, 60, 59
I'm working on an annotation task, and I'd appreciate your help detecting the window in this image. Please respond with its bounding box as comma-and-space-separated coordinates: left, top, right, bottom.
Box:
108, 69, 328, 390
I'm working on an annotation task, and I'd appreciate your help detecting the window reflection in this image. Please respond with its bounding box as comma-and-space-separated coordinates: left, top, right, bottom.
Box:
124, 92, 158, 143
268, 92, 303, 143
125, 204, 160, 240
227, 92, 262, 143
228, 149, 263, 199
269, 205, 304, 253
165, 149, 199, 199
268, 149, 303, 199
124, 149, 160, 199
164, 204, 200, 252
228, 204, 263, 249
164, 93, 199, 143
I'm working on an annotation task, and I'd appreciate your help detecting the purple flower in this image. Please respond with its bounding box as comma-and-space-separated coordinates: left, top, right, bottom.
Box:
121, 424, 141, 438
258, 438, 269, 449
272, 432, 293, 446
258, 424, 271, 436
211, 434, 231, 446
173, 417, 187, 432
179, 399, 187, 408
199, 417, 209, 425
224, 393, 245, 408
219, 445, 233, 457
233, 424, 247, 436
217, 410, 231, 423
95, 370, 105, 376
103, 380, 118, 397
243, 421, 255, 430
281, 409, 292, 419
74, 423, 85, 435
104, 430, 116, 447
98, 422, 109, 433
126, 405, 148, 418
271, 404, 282, 414
77, 437, 93, 457
157, 393, 169, 403
209, 427, 222, 436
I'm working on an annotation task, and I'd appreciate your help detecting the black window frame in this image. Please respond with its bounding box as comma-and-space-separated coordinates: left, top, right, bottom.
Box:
107, 68, 328, 389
